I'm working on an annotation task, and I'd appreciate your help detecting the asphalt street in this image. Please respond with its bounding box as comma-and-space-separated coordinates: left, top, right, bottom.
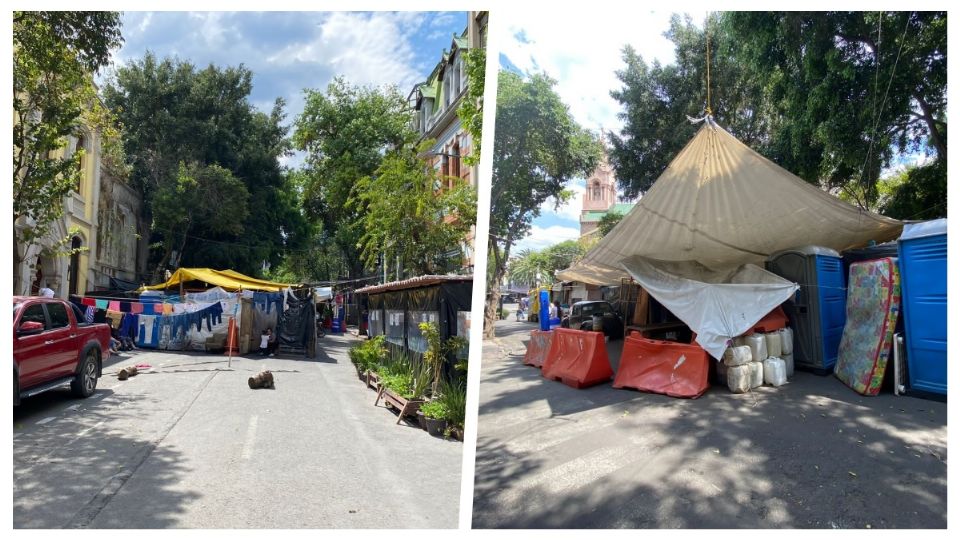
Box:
472, 318, 947, 529
13, 333, 462, 528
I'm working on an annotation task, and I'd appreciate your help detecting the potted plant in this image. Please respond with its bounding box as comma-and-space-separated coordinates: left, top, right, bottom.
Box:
438, 376, 466, 441
419, 399, 449, 437
348, 336, 386, 381
375, 357, 430, 425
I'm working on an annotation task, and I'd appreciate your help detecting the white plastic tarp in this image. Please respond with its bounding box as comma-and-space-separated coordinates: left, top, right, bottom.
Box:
314, 287, 333, 301
621, 256, 799, 360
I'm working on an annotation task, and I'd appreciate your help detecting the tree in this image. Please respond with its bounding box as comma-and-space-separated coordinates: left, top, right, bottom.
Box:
597, 211, 625, 237
486, 71, 601, 337
103, 54, 304, 279
354, 144, 477, 276
610, 12, 946, 216
292, 78, 415, 279
150, 162, 250, 271
13, 11, 123, 290
508, 240, 588, 288
458, 46, 486, 166
727, 11, 946, 207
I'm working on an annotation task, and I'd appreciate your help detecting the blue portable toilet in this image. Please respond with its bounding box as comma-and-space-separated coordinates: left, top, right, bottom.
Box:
898, 219, 947, 395
766, 246, 847, 373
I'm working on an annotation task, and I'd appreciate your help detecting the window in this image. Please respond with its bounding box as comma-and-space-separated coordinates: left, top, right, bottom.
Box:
451, 142, 461, 178
74, 135, 86, 192
68, 236, 82, 296
20, 304, 47, 328
47, 302, 70, 329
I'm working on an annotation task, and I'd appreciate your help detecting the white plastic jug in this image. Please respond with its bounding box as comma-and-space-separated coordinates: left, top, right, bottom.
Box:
727, 364, 751, 393
779, 327, 794, 355
763, 357, 787, 386
723, 345, 753, 367
744, 334, 767, 365
782, 352, 794, 378
764, 331, 782, 358
749, 361, 764, 388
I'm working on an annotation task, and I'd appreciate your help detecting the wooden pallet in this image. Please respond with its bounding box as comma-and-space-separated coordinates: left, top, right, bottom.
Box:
375, 387, 425, 425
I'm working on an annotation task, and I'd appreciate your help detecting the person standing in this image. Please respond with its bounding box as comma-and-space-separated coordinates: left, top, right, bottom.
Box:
259, 329, 270, 356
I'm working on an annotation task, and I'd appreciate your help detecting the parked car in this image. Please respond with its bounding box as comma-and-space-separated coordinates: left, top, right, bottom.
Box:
13, 296, 111, 406
561, 300, 624, 339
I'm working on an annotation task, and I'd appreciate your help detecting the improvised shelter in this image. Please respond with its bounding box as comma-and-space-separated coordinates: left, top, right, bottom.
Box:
140, 268, 297, 292
558, 118, 903, 358
356, 275, 472, 359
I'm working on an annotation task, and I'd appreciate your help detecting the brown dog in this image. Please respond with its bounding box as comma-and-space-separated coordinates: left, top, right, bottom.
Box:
248, 370, 275, 389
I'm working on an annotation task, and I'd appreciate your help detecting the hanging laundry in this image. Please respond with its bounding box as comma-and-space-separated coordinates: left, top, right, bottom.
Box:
120, 302, 131, 313
82, 297, 96, 307
108, 301, 121, 311
84, 306, 95, 324
95, 299, 109, 310
142, 303, 156, 315
120, 313, 139, 339
130, 303, 143, 314
139, 315, 158, 347
93, 309, 107, 324
163, 303, 175, 315
106, 310, 124, 329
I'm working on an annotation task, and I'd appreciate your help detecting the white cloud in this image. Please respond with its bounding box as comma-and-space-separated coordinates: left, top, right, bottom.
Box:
514, 225, 582, 253
540, 179, 585, 224
499, 10, 684, 133
267, 12, 422, 89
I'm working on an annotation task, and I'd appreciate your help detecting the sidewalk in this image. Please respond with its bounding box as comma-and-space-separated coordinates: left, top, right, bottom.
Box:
474, 320, 947, 528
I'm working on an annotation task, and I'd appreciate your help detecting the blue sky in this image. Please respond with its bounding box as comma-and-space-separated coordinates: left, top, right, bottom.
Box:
105, 11, 468, 168
497, 11, 680, 253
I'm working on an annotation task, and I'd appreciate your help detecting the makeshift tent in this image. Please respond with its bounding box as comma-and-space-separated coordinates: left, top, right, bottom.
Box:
357, 275, 472, 371
140, 268, 297, 292
558, 118, 903, 359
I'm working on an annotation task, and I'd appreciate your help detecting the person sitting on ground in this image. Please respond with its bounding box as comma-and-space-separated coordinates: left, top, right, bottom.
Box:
266, 327, 278, 357
259, 329, 270, 356
109, 329, 122, 353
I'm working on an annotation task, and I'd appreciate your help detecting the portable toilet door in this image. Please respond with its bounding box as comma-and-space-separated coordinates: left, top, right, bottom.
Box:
898, 219, 947, 395
766, 246, 846, 373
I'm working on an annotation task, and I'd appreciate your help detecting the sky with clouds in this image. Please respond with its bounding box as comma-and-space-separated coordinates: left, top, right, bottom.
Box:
105, 11, 467, 168
498, 11, 692, 253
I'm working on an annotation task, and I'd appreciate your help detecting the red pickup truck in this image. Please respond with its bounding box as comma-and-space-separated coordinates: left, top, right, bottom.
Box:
13, 296, 111, 406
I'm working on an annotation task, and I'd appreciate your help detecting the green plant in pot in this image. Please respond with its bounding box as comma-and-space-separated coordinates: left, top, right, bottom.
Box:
420, 399, 449, 437
438, 376, 466, 441
348, 335, 386, 379
420, 322, 469, 396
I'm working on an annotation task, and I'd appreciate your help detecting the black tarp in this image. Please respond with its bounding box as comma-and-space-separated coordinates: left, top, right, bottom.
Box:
363, 280, 472, 365
278, 288, 316, 354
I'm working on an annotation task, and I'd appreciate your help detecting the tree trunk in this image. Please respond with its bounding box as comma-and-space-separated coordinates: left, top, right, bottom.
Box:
13, 228, 24, 296
914, 93, 947, 159
483, 241, 510, 339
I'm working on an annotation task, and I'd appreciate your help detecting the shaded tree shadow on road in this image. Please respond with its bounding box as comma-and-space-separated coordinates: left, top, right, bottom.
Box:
14, 390, 201, 528
474, 323, 947, 529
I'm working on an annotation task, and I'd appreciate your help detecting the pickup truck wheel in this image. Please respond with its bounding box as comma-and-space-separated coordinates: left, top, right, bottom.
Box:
71, 349, 99, 398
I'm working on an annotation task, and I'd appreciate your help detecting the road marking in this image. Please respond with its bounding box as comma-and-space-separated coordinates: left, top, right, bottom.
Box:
241, 415, 259, 460
77, 421, 104, 438
66, 404, 81, 411
36, 417, 57, 425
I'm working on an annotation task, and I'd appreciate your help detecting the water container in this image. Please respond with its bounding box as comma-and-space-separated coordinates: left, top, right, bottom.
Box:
764, 332, 782, 358
723, 345, 752, 367
766, 246, 846, 372
744, 335, 767, 365
764, 357, 787, 386
727, 365, 751, 393
898, 219, 947, 395
779, 327, 794, 355
782, 353, 795, 378
749, 361, 764, 388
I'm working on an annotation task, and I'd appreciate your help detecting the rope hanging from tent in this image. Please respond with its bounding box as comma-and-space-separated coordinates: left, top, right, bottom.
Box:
705, 12, 712, 116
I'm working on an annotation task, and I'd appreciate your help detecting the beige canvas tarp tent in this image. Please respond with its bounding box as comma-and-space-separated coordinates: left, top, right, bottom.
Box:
558, 119, 903, 358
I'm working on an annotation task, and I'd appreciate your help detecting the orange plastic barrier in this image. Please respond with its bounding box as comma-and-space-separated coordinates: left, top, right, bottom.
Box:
613, 334, 710, 398
223, 317, 238, 356
541, 328, 613, 389
524, 330, 555, 368
747, 305, 788, 334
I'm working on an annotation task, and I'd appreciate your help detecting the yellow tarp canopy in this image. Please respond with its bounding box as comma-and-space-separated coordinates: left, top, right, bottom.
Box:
140, 268, 297, 292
